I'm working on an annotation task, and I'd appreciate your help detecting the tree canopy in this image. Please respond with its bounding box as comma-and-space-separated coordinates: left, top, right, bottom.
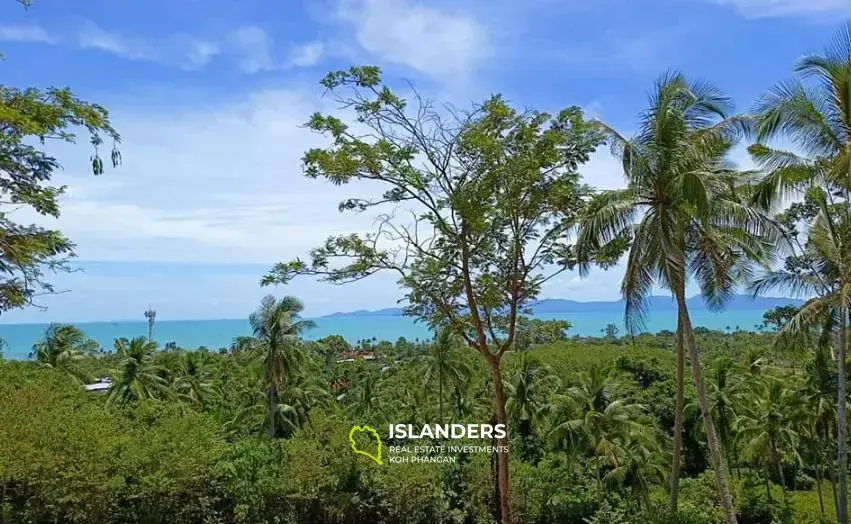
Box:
262, 66, 620, 523
0, 85, 121, 313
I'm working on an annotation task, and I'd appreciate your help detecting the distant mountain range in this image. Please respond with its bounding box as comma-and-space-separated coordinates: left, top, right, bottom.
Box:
323, 295, 804, 318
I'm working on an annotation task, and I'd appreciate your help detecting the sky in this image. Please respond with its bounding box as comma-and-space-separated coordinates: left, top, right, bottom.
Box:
0, 0, 845, 323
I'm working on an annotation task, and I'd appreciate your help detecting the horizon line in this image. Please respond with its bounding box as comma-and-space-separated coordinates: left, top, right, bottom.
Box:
0, 293, 801, 326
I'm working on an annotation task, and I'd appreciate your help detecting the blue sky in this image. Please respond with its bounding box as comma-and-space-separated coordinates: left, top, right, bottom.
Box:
0, 0, 845, 323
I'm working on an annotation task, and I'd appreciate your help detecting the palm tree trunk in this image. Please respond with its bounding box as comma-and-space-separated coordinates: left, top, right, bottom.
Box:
669, 317, 685, 514
488, 354, 513, 524
793, 464, 797, 492
831, 464, 841, 519
817, 462, 825, 516
772, 439, 786, 498
439, 372, 444, 425
733, 442, 741, 481
268, 384, 277, 437
675, 287, 738, 524
838, 302, 848, 524
765, 471, 773, 501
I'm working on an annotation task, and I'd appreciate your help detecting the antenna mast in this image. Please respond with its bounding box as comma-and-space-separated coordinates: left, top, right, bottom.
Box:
144, 306, 156, 340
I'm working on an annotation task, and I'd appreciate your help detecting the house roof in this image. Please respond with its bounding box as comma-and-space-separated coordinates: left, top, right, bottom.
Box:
83, 379, 112, 392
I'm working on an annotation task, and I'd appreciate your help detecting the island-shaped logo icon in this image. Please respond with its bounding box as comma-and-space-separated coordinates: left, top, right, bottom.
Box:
349, 425, 383, 465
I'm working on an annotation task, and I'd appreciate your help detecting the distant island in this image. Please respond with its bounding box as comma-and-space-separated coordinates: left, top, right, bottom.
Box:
323, 294, 804, 318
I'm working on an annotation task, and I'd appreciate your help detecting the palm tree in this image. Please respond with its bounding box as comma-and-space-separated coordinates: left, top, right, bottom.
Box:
314, 335, 349, 376
229, 336, 257, 358
577, 72, 774, 522
595, 435, 667, 511
30, 324, 99, 383
551, 365, 660, 505
751, 229, 845, 514
249, 295, 315, 437
735, 375, 804, 498
551, 365, 652, 455
505, 356, 560, 437
686, 357, 743, 474
217, 382, 268, 440
747, 21, 851, 522
451, 371, 491, 423
421, 328, 470, 424
799, 341, 838, 517
173, 352, 213, 409
346, 363, 380, 418
107, 336, 166, 405
273, 366, 332, 437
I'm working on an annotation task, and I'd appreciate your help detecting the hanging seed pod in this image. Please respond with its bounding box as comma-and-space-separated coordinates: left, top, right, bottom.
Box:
91, 155, 104, 175
111, 147, 122, 167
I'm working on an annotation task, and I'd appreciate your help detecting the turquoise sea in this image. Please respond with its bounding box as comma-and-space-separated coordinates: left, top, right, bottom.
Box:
0, 309, 769, 360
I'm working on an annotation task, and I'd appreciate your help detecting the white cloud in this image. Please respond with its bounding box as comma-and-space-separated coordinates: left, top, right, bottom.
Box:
77, 22, 156, 61
333, 0, 488, 77
2, 85, 408, 320
175, 36, 220, 69
74, 22, 322, 72
6, 80, 764, 323
710, 0, 848, 17
0, 23, 57, 44
9, 83, 638, 322
33, 88, 379, 265
287, 40, 325, 67
226, 25, 274, 73
77, 22, 222, 69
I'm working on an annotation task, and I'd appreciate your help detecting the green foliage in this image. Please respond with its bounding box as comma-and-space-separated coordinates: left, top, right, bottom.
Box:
0, 85, 120, 313
515, 317, 572, 350
315, 334, 351, 372
735, 470, 794, 524
30, 323, 100, 382
668, 471, 725, 523
217, 439, 288, 523
790, 484, 836, 523
505, 355, 559, 438
510, 455, 598, 522
1, 326, 848, 523
421, 328, 471, 423
107, 336, 167, 405
264, 66, 605, 358
249, 294, 317, 437
584, 498, 630, 524
7, 22, 851, 524
0, 364, 224, 523
747, 21, 851, 523
761, 305, 799, 331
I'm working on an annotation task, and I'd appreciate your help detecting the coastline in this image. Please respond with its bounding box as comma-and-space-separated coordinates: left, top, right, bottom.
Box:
0, 308, 772, 360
